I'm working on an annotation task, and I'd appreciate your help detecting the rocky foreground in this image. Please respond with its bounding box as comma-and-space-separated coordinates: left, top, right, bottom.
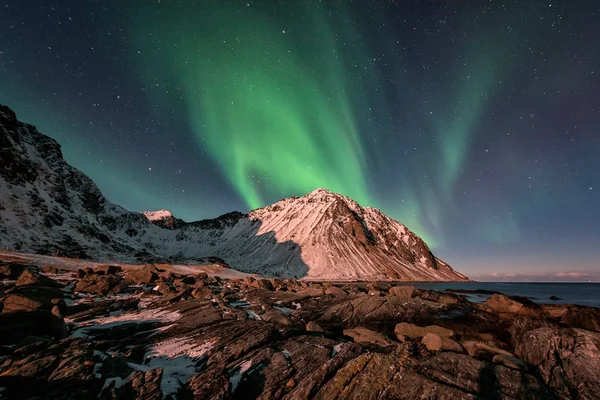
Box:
0, 263, 599, 399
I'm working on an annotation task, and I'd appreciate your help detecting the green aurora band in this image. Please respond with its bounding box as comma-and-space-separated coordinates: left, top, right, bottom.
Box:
134, 3, 375, 210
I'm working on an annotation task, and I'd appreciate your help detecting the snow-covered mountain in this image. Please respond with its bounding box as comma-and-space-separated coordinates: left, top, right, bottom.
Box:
141, 210, 183, 229
0, 104, 467, 281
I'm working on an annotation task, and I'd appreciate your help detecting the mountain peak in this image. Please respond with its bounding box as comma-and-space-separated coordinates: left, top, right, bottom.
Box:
142, 209, 174, 220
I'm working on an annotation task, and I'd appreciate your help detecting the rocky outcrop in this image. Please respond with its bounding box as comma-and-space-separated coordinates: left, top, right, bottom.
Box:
0, 262, 596, 399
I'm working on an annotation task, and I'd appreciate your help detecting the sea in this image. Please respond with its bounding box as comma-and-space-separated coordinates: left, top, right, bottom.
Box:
404, 282, 600, 308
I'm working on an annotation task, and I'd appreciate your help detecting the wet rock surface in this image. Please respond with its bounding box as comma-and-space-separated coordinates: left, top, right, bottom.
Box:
0, 264, 598, 399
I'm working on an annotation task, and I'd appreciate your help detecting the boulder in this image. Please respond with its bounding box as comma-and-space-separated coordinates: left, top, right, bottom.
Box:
325, 286, 347, 297
388, 285, 414, 300
96, 265, 122, 275
486, 294, 543, 318
461, 340, 512, 362
421, 333, 463, 352
125, 265, 159, 285
343, 327, 396, 347
516, 327, 600, 399
260, 308, 293, 326
74, 273, 122, 296
0, 263, 25, 280
394, 322, 454, 341
562, 305, 600, 332
306, 321, 325, 333
191, 286, 213, 300
0, 310, 67, 344
251, 279, 274, 291
16, 269, 62, 288
40, 266, 60, 274
2, 285, 63, 313
154, 281, 172, 295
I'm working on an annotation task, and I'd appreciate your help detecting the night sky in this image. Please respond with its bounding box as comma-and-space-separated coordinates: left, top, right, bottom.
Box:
1, 1, 598, 281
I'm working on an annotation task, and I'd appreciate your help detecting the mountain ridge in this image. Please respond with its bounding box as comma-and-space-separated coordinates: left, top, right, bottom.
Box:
0, 104, 467, 281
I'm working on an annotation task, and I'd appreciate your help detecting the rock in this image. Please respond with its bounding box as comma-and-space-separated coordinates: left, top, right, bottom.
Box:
324, 286, 347, 297
3, 293, 49, 312
549, 295, 561, 301
251, 279, 274, 291
343, 327, 396, 347
2, 284, 63, 312
74, 273, 122, 296
154, 281, 172, 295
486, 294, 543, 318
260, 308, 293, 326
394, 322, 454, 341
125, 264, 159, 285
191, 286, 213, 300
0, 310, 67, 344
437, 292, 463, 304
180, 276, 196, 285
40, 266, 60, 274
388, 285, 414, 300
296, 287, 324, 297
367, 281, 389, 291
421, 333, 463, 352
96, 265, 122, 275
128, 368, 163, 399
0, 263, 25, 280
516, 327, 600, 399
507, 316, 554, 346
461, 340, 512, 361
492, 353, 528, 370
367, 289, 381, 296
306, 321, 324, 333
562, 305, 600, 332
15, 269, 62, 288
417, 352, 549, 399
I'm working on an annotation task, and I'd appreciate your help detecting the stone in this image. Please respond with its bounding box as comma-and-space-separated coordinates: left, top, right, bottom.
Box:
492, 353, 528, 370
388, 285, 414, 300
394, 322, 454, 341
251, 279, 274, 291
306, 321, 324, 333
516, 327, 600, 399
324, 286, 347, 297
191, 286, 213, 300
74, 273, 122, 296
96, 265, 122, 275
154, 281, 172, 295
343, 327, 396, 347
260, 308, 293, 326
421, 333, 463, 352
486, 294, 543, 318
0, 263, 25, 280
16, 269, 62, 288
40, 266, 60, 274
461, 340, 512, 361
125, 264, 159, 285
562, 305, 600, 332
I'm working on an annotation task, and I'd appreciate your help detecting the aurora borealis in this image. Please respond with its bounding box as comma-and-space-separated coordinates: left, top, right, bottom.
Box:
1, 1, 599, 280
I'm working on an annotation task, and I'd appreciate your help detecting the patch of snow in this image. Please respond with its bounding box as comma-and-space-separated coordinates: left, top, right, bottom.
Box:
246, 310, 262, 320
69, 307, 181, 338
274, 306, 292, 315
332, 343, 344, 357
230, 360, 254, 393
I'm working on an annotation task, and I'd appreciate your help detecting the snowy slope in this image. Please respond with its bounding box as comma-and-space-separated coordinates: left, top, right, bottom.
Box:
0, 104, 468, 281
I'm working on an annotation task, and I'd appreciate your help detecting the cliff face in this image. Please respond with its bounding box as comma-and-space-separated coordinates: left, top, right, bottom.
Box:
0, 104, 467, 281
